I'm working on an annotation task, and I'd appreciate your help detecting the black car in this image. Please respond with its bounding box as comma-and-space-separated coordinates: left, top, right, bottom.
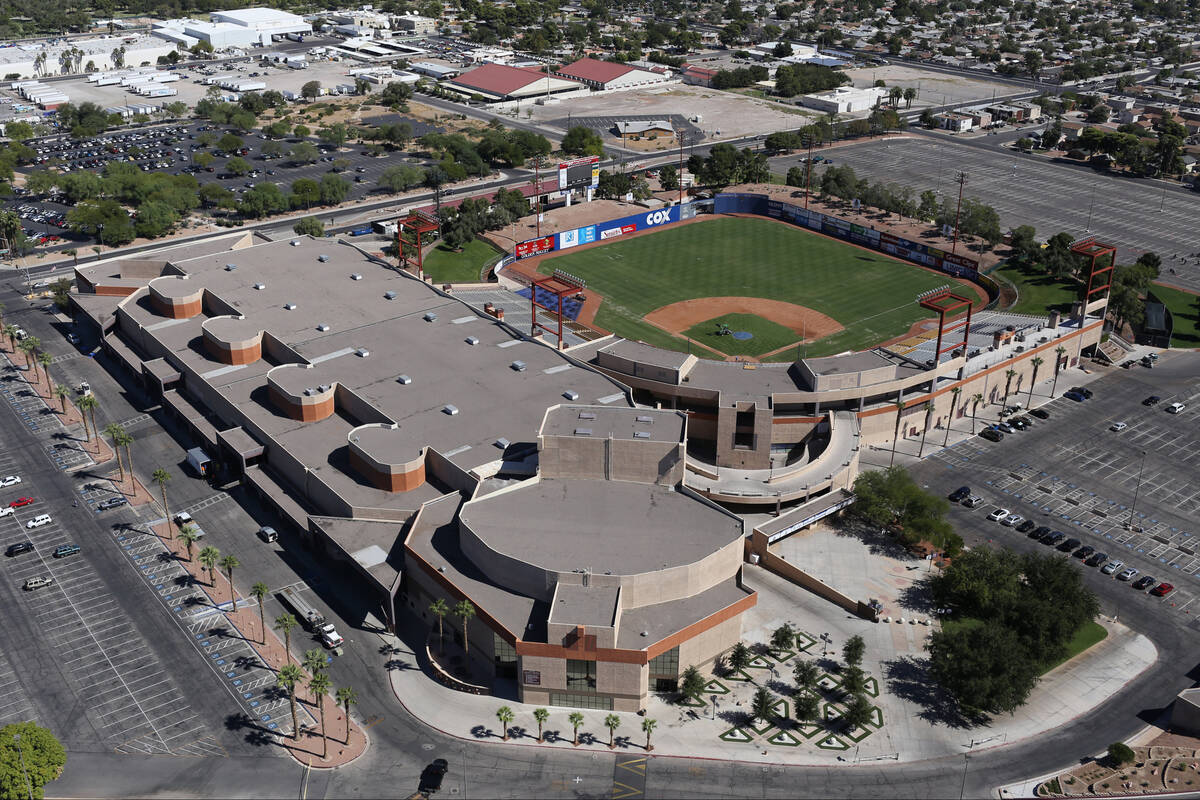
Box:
1009, 416, 1031, 430
1132, 576, 1156, 591
1086, 551, 1108, 567
96, 497, 128, 511
1144, 395, 1161, 406
6, 541, 33, 557
1059, 537, 1081, 552
419, 758, 449, 794
1030, 525, 1051, 539
1042, 531, 1066, 546
1029, 408, 1050, 420
1016, 519, 1037, 533
1075, 545, 1095, 560
1070, 386, 1094, 399
948, 486, 971, 502
980, 427, 1003, 442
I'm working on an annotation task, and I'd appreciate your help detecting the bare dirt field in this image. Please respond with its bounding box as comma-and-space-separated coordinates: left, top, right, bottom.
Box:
527, 84, 818, 142
644, 296, 843, 340
842, 64, 1015, 109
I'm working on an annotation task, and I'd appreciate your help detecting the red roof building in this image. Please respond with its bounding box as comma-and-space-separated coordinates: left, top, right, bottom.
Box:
552, 57, 673, 90
448, 63, 581, 101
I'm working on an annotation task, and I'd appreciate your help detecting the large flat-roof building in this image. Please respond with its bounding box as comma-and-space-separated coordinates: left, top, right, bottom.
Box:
798, 85, 887, 114
552, 57, 673, 90
448, 63, 581, 101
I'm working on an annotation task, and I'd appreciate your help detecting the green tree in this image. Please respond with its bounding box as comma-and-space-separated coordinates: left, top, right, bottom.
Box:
289, 142, 320, 164
533, 707, 549, 742
842, 635, 865, 668
727, 641, 751, 675
794, 691, 820, 724
429, 598, 449, 653
318, 173, 350, 205
318, 123, 349, 148
301, 80, 322, 100
561, 126, 604, 156
840, 665, 867, 696
217, 133, 244, 154
770, 623, 794, 656
133, 200, 178, 239
251, 582, 270, 644
1108, 742, 1135, 766
496, 705, 515, 741
308, 671, 331, 757
841, 693, 873, 730
928, 623, 1040, 715
454, 599, 476, 656
274, 613, 298, 665
53, 384, 70, 414
219, 554, 240, 606
751, 686, 774, 725
293, 124, 311, 140
792, 659, 819, 695
568, 711, 584, 746
102, 423, 126, 482
336, 686, 357, 744
198, 545, 221, 587
115, 429, 134, 486
225, 156, 251, 176
199, 183, 235, 210
603, 713, 621, 748
292, 217, 324, 237
152, 469, 172, 533
302, 649, 326, 684
0, 721, 67, 799
378, 164, 426, 193
238, 183, 288, 219
641, 717, 657, 751
680, 665, 706, 703
178, 525, 199, 563
277, 663, 304, 740
289, 178, 320, 209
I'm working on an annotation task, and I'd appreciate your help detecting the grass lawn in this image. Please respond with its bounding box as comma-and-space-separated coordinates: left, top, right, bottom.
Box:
1041, 620, 1108, 674
420, 239, 503, 284
684, 313, 800, 357
1149, 283, 1200, 347
539, 217, 948, 359
993, 261, 1081, 316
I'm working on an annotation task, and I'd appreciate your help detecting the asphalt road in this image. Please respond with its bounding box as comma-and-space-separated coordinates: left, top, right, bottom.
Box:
772, 136, 1200, 290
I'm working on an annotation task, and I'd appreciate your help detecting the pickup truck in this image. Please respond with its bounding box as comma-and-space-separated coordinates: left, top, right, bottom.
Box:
173, 511, 206, 538
318, 623, 344, 649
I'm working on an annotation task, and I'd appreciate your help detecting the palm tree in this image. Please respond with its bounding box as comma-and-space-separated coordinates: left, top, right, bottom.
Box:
453, 599, 475, 657
251, 582, 270, 643
903, 86, 917, 108
336, 686, 357, 743
496, 705, 515, 741
103, 423, 125, 481
428, 598, 448, 653
943, 386, 962, 446
308, 672, 331, 757
152, 469, 172, 529
17, 338, 34, 368
568, 711, 584, 746
63, 248, 78, 266
888, 86, 902, 107
277, 663, 304, 740
198, 545, 221, 587
890, 399, 906, 466
178, 525, 199, 561
220, 554, 240, 606
1028, 356, 1044, 403
641, 717, 657, 752
36, 351, 52, 392
533, 707, 549, 742
1051, 345, 1067, 395
970, 392, 983, 434
916, 401, 934, 458
78, 393, 98, 443
603, 713, 621, 748
116, 429, 135, 485
22, 337, 41, 370
1002, 368, 1017, 408
54, 384, 70, 414
275, 613, 298, 665
2, 324, 16, 352
302, 648, 327, 695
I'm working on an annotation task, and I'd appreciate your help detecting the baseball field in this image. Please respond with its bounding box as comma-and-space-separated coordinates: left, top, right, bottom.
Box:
538, 216, 958, 360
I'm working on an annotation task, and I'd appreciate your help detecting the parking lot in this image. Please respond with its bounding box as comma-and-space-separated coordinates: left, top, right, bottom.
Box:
776, 137, 1200, 290
911, 351, 1200, 618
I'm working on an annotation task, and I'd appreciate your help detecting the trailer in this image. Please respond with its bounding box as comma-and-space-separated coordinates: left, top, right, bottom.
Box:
279, 587, 326, 629
185, 447, 212, 477
286, 32, 305, 42
349, 226, 373, 236
141, 87, 177, 97
150, 72, 180, 83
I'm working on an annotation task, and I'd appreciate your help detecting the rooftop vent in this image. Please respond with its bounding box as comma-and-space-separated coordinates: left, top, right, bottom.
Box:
578, 411, 597, 420
317, 384, 330, 393
317, 254, 330, 263
495, 437, 510, 449
633, 431, 651, 439
316, 323, 330, 332
443, 404, 459, 416
224, 263, 237, 271
355, 348, 369, 358
574, 428, 592, 436
563, 390, 580, 401
397, 374, 412, 385
384, 290, 397, 300
290, 240, 300, 247
284, 303, 297, 310
465, 336, 479, 345
510, 360, 526, 372
303, 387, 316, 396
350, 273, 362, 280
636, 415, 653, 424
423, 312, 438, 322
253, 282, 265, 290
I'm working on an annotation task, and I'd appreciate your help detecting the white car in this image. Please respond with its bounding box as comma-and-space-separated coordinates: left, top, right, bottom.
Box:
1110, 421, 1127, 432
1117, 567, 1139, 581
0, 507, 12, 517
1168, 402, 1186, 414
0, 476, 21, 487
25, 514, 51, 529
1101, 560, 1124, 575
987, 508, 1010, 522
1002, 514, 1024, 527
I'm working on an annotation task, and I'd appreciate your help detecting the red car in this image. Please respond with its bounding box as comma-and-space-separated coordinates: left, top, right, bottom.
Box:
1150, 582, 1175, 597
9, 497, 33, 508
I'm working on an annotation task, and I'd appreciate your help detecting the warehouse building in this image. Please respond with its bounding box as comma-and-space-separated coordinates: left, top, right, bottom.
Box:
552, 57, 673, 90
448, 63, 581, 101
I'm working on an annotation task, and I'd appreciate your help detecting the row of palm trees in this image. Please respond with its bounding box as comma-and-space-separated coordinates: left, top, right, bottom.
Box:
428, 598, 477, 657
495, 705, 659, 750
272, 612, 359, 758
889, 345, 1070, 464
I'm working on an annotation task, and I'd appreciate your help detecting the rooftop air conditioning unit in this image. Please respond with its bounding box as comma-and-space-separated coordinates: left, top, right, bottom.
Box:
633, 431, 651, 439
253, 282, 265, 290
318, 254, 330, 263
578, 411, 597, 420
317, 323, 330, 331
397, 374, 412, 384
284, 303, 297, 310
423, 312, 437, 322
224, 263, 237, 271
636, 415, 653, 423
350, 273, 362, 280
304, 387, 316, 396
574, 428, 592, 436
384, 291, 397, 300
355, 348, 369, 357
465, 336, 479, 345
563, 390, 579, 400
318, 384, 330, 392
495, 437, 510, 449
443, 404, 459, 415
510, 360, 526, 371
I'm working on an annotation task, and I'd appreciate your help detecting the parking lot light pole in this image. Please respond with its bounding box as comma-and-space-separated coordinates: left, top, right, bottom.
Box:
1128, 450, 1148, 529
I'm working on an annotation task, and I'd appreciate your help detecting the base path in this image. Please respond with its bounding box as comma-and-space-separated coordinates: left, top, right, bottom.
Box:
644, 296, 844, 340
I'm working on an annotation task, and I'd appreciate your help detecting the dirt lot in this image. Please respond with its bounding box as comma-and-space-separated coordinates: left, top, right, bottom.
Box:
527, 84, 818, 142
842, 64, 1015, 109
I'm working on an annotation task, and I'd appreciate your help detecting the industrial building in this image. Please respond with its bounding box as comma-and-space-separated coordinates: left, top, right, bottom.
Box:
798, 85, 889, 114
447, 63, 581, 101
551, 57, 673, 91
153, 8, 310, 49
0, 35, 175, 79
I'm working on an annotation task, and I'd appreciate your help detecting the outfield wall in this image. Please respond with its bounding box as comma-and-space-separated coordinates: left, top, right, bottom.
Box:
714, 193, 981, 279
511, 202, 698, 260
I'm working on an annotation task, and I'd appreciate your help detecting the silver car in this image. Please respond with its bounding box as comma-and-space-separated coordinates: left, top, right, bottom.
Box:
1117, 567, 1139, 581
1101, 560, 1124, 575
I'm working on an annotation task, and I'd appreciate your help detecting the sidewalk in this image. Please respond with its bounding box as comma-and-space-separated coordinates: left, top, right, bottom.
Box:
381, 611, 1155, 767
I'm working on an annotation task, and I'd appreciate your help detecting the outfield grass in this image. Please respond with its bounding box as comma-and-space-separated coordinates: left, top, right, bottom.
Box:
421, 239, 503, 283
1149, 283, 1200, 347
993, 261, 1081, 316
684, 313, 800, 357
539, 217, 949, 358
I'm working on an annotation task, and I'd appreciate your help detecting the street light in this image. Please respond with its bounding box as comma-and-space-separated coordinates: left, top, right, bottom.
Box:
1128, 450, 1148, 529
14, 733, 33, 800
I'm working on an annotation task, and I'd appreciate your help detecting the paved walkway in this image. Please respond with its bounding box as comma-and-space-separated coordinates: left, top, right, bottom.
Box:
382, 609, 1156, 767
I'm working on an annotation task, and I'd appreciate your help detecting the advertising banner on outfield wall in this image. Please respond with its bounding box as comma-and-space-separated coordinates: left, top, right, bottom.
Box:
513, 203, 690, 261
514, 235, 555, 260
714, 193, 979, 278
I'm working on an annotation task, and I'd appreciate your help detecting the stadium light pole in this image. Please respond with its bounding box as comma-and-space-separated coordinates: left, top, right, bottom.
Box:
950, 171, 968, 256
804, 135, 814, 211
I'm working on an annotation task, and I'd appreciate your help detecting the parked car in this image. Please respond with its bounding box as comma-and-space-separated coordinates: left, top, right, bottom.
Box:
25, 514, 51, 529
1069, 386, 1094, 399
96, 497, 128, 511
6, 541, 33, 557
1029, 407, 1050, 420
1042, 531, 1066, 546
963, 495, 984, 508
1132, 575, 1156, 591
1110, 421, 1128, 432
1064, 390, 1087, 402
1150, 582, 1175, 597
980, 427, 1003, 442
1117, 567, 1139, 581
997, 421, 1017, 434
257, 526, 278, 543
1030, 525, 1051, 539
1075, 545, 1095, 560
1016, 519, 1037, 533
0, 475, 22, 487
23, 576, 53, 591
1085, 551, 1108, 567
948, 486, 971, 502
1011, 415, 1032, 429
1144, 395, 1161, 406
1058, 537, 1081, 552
1101, 560, 1124, 575
1002, 513, 1024, 527
1168, 402, 1186, 414
53, 544, 81, 558
987, 507, 1010, 522
419, 759, 449, 795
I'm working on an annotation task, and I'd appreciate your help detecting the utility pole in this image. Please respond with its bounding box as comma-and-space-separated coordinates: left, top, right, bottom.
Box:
950, 171, 968, 256
804, 134, 815, 210
677, 127, 686, 206
531, 157, 543, 238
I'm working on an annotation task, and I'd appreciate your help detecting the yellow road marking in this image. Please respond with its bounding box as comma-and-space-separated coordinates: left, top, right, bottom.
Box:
617, 757, 647, 775
612, 779, 643, 799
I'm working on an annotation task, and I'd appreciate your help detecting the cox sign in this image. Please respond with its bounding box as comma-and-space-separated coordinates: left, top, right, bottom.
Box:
644, 207, 680, 227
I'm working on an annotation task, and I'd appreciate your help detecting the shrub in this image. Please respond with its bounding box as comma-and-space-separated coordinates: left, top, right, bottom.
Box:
1108, 742, 1136, 766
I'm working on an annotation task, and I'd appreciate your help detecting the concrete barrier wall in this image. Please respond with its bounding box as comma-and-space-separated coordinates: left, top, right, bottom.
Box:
750, 533, 873, 619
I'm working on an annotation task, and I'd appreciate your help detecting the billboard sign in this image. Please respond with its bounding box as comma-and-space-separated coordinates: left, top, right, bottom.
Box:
514, 235, 555, 260
600, 223, 637, 240
558, 156, 600, 192
557, 224, 597, 250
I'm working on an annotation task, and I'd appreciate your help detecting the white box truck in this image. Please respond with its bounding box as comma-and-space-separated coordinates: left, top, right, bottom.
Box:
185, 447, 212, 477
